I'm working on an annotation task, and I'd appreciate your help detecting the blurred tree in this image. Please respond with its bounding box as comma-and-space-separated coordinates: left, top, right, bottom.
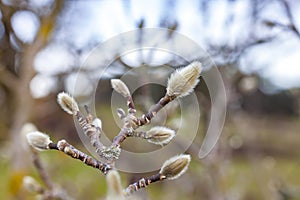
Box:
0, 0, 64, 198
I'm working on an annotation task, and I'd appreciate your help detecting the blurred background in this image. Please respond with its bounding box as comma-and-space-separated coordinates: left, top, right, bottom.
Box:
1, 0, 300, 199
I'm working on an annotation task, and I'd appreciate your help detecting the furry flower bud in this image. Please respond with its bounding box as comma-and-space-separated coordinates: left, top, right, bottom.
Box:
57, 92, 79, 115
92, 118, 102, 129
26, 131, 52, 151
23, 176, 43, 193
111, 79, 131, 98
106, 170, 124, 200
167, 62, 202, 98
146, 126, 175, 146
160, 154, 191, 180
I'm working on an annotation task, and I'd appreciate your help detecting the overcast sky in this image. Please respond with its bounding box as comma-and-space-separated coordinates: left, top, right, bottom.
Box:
9, 0, 300, 97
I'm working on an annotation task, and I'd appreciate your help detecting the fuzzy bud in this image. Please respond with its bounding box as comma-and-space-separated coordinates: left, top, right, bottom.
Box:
23, 176, 43, 193
146, 126, 175, 146
106, 170, 124, 200
57, 92, 79, 115
159, 154, 191, 180
167, 62, 202, 98
26, 131, 52, 151
92, 118, 102, 129
111, 79, 131, 98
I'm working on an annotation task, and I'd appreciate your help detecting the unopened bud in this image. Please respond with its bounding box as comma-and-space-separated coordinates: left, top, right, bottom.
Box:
167, 62, 202, 98
111, 79, 131, 98
146, 126, 175, 146
92, 118, 102, 129
23, 176, 43, 193
26, 131, 52, 151
57, 92, 79, 115
106, 170, 124, 200
160, 154, 191, 180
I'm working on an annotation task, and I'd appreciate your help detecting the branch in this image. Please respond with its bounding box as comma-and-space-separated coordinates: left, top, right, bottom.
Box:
31, 149, 54, 190
48, 140, 112, 175
282, 0, 300, 39
111, 62, 201, 150
0, 65, 19, 90
123, 173, 165, 196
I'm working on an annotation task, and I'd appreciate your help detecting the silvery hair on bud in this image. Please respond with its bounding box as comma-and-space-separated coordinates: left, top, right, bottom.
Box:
146, 126, 176, 146
167, 62, 202, 98
160, 154, 191, 180
26, 131, 52, 151
57, 92, 79, 115
111, 79, 131, 98
92, 118, 102, 129
106, 170, 124, 200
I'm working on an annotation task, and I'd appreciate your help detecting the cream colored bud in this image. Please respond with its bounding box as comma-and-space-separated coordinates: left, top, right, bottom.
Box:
146, 126, 175, 146
92, 118, 102, 129
57, 92, 79, 115
159, 154, 191, 180
106, 170, 124, 200
111, 79, 131, 98
23, 176, 43, 193
26, 131, 52, 151
167, 62, 202, 98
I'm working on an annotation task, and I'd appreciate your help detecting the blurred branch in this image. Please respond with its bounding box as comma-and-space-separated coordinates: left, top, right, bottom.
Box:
31, 149, 54, 190
282, 0, 300, 39
0, 64, 19, 90
263, 0, 300, 39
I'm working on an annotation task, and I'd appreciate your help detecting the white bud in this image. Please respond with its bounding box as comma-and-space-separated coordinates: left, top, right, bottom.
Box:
167, 62, 202, 98
160, 154, 191, 180
146, 126, 175, 146
106, 170, 124, 200
57, 92, 79, 115
23, 176, 43, 193
92, 118, 102, 129
111, 79, 131, 98
26, 131, 52, 151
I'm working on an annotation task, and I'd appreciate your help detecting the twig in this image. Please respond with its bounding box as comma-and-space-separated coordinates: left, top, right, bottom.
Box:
111, 95, 175, 147
123, 173, 165, 196
48, 140, 112, 175
75, 110, 105, 156
282, 0, 300, 39
31, 149, 54, 190
137, 95, 175, 126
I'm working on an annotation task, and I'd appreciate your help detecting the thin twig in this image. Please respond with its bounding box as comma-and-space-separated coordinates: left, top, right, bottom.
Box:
48, 140, 112, 175
123, 173, 165, 196
282, 0, 300, 39
31, 149, 54, 190
137, 95, 175, 126
111, 95, 175, 148
75, 110, 105, 157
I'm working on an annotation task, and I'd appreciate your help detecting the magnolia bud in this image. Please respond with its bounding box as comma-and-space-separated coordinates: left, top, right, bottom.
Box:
106, 170, 124, 200
26, 131, 52, 151
23, 176, 43, 193
57, 92, 79, 115
167, 62, 202, 98
111, 79, 131, 98
92, 118, 102, 129
160, 154, 191, 180
146, 126, 175, 146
